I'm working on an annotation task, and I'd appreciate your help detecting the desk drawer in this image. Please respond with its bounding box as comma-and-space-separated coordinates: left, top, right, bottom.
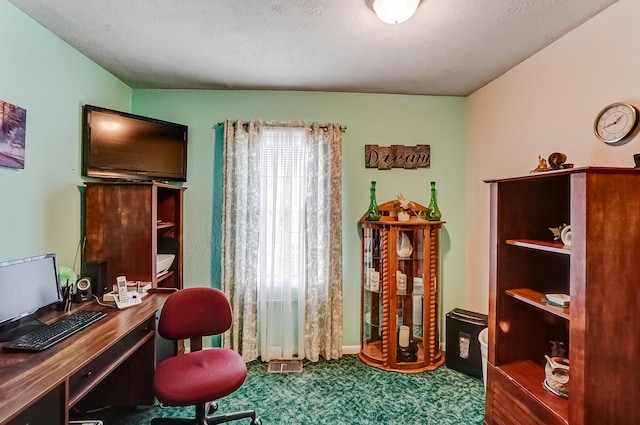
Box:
68, 317, 155, 405
7, 384, 64, 425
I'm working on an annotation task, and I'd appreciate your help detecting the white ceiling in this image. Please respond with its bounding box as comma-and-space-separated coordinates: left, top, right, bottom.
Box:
9, 0, 617, 96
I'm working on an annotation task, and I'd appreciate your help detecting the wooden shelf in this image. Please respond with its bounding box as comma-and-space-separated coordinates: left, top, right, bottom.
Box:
360, 339, 383, 359
157, 271, 175, 286
506, 239, 570, 255
157, 221, 175, 229
497, 360, 569, 423
360, 339, 443, 374
505, 288, 570, 320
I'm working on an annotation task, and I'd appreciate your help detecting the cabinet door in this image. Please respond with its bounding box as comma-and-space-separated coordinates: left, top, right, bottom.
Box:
84, 184, 154, 286
394, 227, 428, 367
361, 226, 383, 362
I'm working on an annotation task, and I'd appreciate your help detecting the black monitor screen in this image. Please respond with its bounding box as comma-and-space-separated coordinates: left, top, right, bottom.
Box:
0, 253, 62, 327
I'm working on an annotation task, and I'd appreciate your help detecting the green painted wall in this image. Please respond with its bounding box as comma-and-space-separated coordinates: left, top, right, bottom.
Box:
133, 90, 468, 346
0, 1, 131, 269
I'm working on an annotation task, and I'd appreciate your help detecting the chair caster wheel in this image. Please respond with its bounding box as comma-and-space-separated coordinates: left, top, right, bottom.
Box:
251, 417, 262, 425
205, 401, 219, 415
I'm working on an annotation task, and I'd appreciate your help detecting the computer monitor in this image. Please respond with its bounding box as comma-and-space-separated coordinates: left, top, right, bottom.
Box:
0, 253, 62, 339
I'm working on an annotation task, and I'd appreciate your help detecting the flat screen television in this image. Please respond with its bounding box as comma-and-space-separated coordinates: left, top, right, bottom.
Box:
0, 253, 62, 339
82, 105, 188, 181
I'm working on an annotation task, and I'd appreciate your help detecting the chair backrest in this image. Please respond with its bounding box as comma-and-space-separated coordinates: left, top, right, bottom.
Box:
158, 287, 233, 341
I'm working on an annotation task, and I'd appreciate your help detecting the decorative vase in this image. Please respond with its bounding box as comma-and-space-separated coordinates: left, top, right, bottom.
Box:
397, 210, 410, 221
396, 232, 413, 258
364, 181, 381, 221
426, 181, 442, 221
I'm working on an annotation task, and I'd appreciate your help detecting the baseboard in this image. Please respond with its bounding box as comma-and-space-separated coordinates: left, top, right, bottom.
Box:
342, 345, 359, 355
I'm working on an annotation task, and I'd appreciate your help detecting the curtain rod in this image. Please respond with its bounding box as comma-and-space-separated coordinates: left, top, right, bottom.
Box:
217, 121, 347, 133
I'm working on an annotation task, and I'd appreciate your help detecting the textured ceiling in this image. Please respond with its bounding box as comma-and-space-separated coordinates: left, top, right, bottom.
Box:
9, 0, 617, 96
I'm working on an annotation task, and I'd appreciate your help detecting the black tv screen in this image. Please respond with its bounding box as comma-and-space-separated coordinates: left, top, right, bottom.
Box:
82, 105, 188, 181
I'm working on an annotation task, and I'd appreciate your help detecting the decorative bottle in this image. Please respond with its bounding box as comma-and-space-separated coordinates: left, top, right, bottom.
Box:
426, 181, 442, 221
364, 181, 381, 221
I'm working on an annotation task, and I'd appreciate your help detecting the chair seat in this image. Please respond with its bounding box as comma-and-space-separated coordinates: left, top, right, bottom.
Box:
154, 348, 247, 406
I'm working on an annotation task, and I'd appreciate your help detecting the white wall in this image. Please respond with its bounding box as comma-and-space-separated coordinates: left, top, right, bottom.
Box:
466, 0, 639, 313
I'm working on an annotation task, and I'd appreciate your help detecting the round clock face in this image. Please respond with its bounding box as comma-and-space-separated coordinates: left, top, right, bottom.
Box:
594, 102, 639, 144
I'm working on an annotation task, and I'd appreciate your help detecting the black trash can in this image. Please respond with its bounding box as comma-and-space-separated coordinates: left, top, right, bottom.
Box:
445, 308, 488, 379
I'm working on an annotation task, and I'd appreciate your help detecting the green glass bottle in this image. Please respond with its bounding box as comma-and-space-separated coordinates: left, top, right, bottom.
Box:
364, 181, 381, 221
426, 181, 442, 221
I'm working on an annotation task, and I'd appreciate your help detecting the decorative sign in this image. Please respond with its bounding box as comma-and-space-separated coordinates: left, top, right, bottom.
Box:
365, 144, 430, 169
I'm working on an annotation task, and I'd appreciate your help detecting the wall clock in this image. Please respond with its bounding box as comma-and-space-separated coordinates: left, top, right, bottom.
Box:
594, 102, 639, 144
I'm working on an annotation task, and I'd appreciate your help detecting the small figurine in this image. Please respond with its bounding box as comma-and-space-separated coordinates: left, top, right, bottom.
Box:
544, 340, 569, 398
548, 152, 574, 170
544, 355, 569, 398
530, 155, 551, 173
549, 223, 568, 241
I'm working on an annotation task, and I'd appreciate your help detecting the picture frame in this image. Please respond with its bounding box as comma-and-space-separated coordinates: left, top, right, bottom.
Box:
0, 100, 27, 169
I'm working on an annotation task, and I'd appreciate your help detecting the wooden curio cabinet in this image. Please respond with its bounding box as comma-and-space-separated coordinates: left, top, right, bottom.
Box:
84, 181, 185, 290
358, 200, 444, 373
485, 167, 640, 425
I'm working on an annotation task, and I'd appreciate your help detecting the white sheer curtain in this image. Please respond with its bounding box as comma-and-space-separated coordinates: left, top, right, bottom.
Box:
257, 126, 306, 360
221, 120, 343, 362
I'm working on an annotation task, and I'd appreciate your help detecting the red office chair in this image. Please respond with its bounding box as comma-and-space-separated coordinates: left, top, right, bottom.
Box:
151, 287, 261, 425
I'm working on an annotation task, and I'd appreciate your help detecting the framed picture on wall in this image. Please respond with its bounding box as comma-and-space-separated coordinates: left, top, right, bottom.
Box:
0, 100, 27, 170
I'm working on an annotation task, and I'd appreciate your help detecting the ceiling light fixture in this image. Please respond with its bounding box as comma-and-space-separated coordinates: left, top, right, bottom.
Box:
367, 0, 421, 25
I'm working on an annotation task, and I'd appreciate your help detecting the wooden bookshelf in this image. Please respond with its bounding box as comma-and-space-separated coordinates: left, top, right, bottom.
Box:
485, 167, 640, 424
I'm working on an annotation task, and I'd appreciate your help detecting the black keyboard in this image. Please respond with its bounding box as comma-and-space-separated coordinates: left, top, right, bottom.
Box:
3, 310, 107, 351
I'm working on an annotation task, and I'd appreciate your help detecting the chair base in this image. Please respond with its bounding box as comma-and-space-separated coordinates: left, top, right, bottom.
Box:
151, 409, 260, 425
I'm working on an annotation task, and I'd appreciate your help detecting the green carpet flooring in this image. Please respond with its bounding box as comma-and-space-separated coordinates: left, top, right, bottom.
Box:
75, 355, 485, 425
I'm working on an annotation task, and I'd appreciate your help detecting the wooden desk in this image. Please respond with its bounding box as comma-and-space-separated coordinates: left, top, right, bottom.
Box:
0, 293, 169, 425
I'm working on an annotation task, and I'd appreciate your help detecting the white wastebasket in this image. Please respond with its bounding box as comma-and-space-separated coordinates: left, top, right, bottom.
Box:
478, 327, 488, 391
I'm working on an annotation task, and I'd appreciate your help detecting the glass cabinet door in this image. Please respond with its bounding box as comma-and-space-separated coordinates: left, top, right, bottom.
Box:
394, 228, 425, 364
361, 226, 382, 361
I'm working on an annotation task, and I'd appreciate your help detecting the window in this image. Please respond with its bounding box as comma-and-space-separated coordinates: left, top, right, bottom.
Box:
257, 127, 307, 300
